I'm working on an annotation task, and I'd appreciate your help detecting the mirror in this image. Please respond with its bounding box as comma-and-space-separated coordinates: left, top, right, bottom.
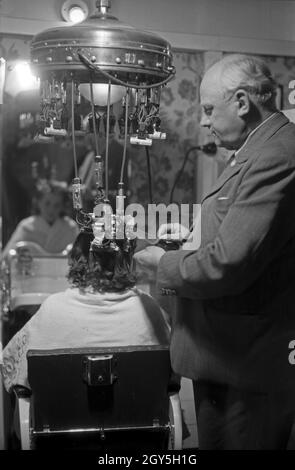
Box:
0, 35, 132, 254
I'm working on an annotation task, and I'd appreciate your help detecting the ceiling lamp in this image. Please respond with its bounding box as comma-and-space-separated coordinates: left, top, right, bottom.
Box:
61, 0, 89, 24
30, 0, 175, 215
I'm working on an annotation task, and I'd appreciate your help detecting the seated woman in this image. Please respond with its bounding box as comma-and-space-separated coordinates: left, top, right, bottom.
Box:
1, 180, 79, 259
1, 232, 170, 392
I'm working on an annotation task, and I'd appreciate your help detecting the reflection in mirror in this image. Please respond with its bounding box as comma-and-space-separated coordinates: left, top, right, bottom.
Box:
1, 40, 131, 254
0, 36, 133, 357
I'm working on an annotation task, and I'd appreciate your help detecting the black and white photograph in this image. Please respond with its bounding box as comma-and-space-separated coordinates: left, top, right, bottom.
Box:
1, 0, 295, 461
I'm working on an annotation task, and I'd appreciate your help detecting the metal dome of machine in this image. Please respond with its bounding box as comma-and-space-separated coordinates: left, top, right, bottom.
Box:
30, 0, 174, 85
30, 0, 175, 239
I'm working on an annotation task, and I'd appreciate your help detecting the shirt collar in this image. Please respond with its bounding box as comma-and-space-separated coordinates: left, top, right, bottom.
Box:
235, 112, 277, 157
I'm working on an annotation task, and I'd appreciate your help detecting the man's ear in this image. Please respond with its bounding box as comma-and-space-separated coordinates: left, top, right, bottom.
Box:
234, 89, 250, 117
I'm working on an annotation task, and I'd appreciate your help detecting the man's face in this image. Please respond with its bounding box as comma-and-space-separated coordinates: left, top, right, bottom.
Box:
200, 72, 246, 150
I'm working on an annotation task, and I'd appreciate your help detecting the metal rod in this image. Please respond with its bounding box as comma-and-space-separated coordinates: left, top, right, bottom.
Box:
104, 80, 111, 200
96, 0, 111, 14
89, 80, 100, 157
32, 424, 170, 436
71, 79, 78, 178
119, 88, 129, 184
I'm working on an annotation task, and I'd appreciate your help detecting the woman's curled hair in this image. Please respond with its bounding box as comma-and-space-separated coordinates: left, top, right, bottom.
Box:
67, 232, 137, 292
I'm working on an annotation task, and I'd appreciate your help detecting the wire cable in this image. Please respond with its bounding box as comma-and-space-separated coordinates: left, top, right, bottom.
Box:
78, 52, 175, 90
145, 146, 153, 204
169, 147, 199, 204
89, 79, 100, 157
169, 143, 217, 203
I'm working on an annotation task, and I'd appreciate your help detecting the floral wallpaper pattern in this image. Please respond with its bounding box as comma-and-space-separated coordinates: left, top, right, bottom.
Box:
262, 55, 295, 110
128, 51, 204, 205
0, 35, 31, 63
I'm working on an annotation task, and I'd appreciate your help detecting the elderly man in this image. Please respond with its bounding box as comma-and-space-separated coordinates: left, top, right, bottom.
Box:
135, 54, 295, 449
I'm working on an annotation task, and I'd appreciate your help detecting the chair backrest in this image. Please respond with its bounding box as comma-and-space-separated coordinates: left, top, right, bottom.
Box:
27, 345, 172, 444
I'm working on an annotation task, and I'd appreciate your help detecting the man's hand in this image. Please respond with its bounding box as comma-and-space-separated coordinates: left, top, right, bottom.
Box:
134, 246, 165, 271
157, 223, 190, 242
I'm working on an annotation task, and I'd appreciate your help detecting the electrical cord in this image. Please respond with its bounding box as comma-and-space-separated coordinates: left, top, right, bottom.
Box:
89, 79, 100, 157
78, 51, 175, 90
169, 147, 199, 204
169, 143, 217, 204
145, 146, 153, 204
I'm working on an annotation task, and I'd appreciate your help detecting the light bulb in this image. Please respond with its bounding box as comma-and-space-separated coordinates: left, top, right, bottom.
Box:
61, 0, 88, 24
61, 0, 89, 23
79, 83, 126, 106
68, 6, 87, 23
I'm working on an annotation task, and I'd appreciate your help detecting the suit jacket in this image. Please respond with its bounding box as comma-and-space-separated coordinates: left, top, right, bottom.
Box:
157, 112, 295, 393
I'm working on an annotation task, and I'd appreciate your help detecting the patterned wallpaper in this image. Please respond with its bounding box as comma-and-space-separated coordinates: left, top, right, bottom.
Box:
128, 51, 204, 205
262, 55, 295, 110
0, 35, 31, 63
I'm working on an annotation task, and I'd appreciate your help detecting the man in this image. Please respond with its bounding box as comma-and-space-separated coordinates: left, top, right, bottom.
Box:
135, 54, 295, 449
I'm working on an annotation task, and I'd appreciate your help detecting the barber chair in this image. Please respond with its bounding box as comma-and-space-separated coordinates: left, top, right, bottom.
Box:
13, 345, 182, 451
1, 242, 70, 345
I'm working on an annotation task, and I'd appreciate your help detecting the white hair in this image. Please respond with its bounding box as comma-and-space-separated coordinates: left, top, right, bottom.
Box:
209, 54, 278, 109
